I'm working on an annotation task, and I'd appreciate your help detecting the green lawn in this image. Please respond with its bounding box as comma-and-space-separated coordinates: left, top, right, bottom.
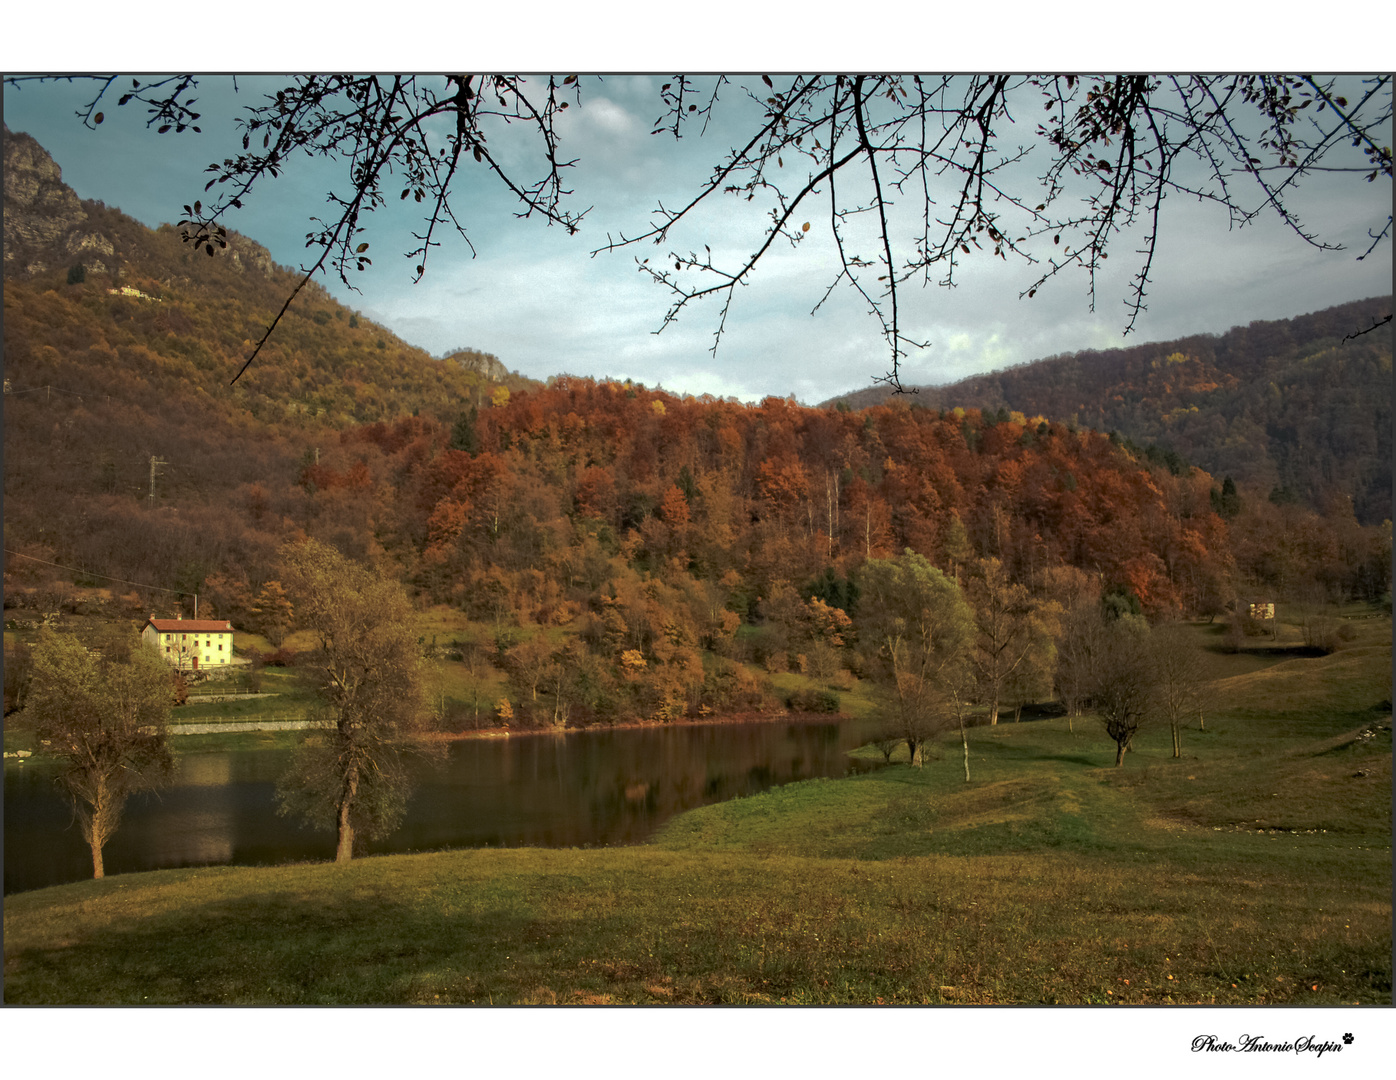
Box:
4, 621, 1389, 1005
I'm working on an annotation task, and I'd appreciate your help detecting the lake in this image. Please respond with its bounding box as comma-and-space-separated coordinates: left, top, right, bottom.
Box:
3, 716, 886, 894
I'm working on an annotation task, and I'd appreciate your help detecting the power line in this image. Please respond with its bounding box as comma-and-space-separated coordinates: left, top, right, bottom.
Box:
3, 383, 90, 401
3, 549, 186, 596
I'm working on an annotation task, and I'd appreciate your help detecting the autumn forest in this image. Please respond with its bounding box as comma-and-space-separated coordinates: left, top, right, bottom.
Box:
2, 124, 1392, 734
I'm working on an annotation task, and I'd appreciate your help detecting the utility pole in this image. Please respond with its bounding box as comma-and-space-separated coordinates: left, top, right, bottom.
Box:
148, 455, 167, 508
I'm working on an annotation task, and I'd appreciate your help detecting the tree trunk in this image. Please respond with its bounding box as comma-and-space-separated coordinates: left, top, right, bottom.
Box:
1114, 742, 1126, 766
988, 700, 999, 726
85, 778, 111, 879
961, 722, 970, 782
1172, 721, 1181, 758
336, 765, 359, 863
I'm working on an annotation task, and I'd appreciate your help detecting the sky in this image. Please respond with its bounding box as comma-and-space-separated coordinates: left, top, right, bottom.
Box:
6, 70, 1391, 405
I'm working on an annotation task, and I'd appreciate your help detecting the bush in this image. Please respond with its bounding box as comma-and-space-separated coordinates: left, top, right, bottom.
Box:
786, 688, 841, 714
1301, 615, 1341, 654
803, 640, 843, 680
4, 641, 33, 715
825, 669, 856, 692
262, 647, 296, 667
701, 658, 779, 714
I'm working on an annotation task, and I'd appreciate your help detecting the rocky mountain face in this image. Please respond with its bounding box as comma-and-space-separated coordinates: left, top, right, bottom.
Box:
3, 125, 115, 276
3, 124, 277, 285
444, 349, 510, 382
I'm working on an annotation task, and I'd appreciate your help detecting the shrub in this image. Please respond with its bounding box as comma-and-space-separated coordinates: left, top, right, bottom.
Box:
826, 669, 856, 692
262, 647, 296, 667
803, 640, 843, 680
1300, 612, 1343, 654
701, 659, 779, 714
786, 688, 841, 714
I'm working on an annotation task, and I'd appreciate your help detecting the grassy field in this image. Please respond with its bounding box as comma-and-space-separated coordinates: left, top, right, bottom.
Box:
4, 616, 1389, 1005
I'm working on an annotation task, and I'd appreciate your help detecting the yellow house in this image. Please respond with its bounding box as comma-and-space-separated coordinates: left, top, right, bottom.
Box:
142, 615, 235, 671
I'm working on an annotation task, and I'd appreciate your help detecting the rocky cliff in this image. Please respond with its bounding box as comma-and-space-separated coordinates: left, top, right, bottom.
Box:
444, 348, 511, 382
3, 125, 278, 284
3, 125, 116, 277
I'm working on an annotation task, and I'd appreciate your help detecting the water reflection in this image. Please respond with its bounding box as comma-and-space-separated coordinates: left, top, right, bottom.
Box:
4, 717, 883, 894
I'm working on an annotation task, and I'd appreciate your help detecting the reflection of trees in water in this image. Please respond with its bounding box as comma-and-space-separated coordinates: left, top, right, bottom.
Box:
425, 719, 877, 847
7, 720, 882, 891
175, 754, 233, 787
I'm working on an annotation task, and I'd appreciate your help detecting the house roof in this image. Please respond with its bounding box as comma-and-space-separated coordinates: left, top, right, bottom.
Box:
146, 618, 233, 633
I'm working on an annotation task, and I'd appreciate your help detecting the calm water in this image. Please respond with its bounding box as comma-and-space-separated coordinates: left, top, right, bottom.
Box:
3, 717, 884, 894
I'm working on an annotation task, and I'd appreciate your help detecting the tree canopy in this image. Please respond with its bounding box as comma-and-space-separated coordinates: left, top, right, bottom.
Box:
856, 549, 975, 764
26, 626, 174, 877
275, 538, 436, 862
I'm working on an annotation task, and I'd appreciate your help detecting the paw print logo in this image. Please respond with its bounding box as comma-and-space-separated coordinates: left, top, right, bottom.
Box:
1342, 1034, 1354, 1045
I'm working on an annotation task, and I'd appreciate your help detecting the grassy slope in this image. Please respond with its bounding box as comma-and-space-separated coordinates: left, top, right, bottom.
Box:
4, 626, 1390, 1005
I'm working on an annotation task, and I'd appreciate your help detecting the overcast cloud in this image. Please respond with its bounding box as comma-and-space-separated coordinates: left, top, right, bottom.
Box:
5, 74, 1390, 404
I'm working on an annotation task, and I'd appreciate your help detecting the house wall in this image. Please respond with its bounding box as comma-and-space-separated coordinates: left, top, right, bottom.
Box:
144, 625, 233, 668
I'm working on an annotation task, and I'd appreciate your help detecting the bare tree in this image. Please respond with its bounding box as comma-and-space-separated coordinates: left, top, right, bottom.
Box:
1152, 622, 1206, 758
1092, 622, 1156, 766
11, 73, 1389, 389
1054, 598, 1109, 730
966, 557, 1060, 725
940, 659, 979, 782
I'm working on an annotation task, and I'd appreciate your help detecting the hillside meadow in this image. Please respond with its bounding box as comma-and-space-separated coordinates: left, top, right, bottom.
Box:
4, 623, 1389, 1006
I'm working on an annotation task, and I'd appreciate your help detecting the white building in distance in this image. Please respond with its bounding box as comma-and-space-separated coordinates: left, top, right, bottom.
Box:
142, 615, 235, 671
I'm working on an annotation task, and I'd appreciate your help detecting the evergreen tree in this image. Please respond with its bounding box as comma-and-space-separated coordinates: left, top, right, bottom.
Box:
449, 407, 479, 453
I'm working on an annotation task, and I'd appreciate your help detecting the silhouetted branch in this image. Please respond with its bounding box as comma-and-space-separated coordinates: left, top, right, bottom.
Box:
1341, 313, 1393, 344
10, 72, 1389, 391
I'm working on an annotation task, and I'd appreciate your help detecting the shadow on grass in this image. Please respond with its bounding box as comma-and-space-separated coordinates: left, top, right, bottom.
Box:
981, 741, 1107, 770
4, 885, 622, 1005
1202, 642, 1331, 660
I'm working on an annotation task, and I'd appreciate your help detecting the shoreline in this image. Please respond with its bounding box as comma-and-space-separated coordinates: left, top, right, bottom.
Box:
423, 709, 858, 742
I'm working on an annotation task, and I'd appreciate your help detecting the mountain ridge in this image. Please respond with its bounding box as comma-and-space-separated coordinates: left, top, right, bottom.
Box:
822, 297, 1393, 524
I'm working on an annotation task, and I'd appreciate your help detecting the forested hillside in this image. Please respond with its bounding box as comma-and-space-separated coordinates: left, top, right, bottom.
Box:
3, 126, 535, 599
4, 128, 1391, 732
826, 297, 1393, 525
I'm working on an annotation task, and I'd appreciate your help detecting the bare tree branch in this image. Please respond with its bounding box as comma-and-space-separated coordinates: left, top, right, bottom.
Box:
10, 73, 1388, 391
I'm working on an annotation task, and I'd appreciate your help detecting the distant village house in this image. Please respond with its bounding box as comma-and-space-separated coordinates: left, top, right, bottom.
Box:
142, 615, 234, 671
